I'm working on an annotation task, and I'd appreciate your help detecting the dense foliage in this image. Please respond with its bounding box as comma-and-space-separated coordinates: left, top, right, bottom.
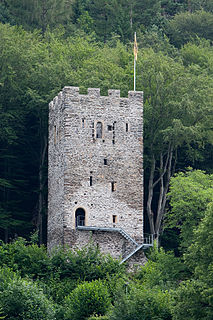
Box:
0, 201, 212, 320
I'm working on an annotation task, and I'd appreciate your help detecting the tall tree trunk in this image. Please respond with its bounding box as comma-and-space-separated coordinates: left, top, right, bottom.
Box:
147, 155, 156, 235
146, 143, 175, 246
155, 146, 173, 238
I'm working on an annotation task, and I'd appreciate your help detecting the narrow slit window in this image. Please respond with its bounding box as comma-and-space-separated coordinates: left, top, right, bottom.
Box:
54, 125, 57, 145
90, 176, 93, 186
96, 122, 103, 138
126, 123, 129, 132
113, 215, 117, 224
112, 139, 115, 145
111, 182, 116, 192
104, 159, 107, 165
82, 118, 85, 128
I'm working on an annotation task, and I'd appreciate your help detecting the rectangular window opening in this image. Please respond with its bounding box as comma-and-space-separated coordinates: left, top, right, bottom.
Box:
113, 215, 117, 224
82, 118, 85, 128
104, 159, 107, 165
126, 123, 129, 132
108, 125, 112, 131
90, 176, 93, 186
111, 182, 116, 192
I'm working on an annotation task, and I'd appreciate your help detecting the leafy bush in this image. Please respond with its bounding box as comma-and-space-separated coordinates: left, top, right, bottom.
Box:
171, 279, 213, 320
165, 170, 213, 250
64, 279, 111, 320
43, 274, 79, 304
110, 283, 172, 320
0, 307, 5, 319
88, 316, 109, 320
50, 244, 125, 282
0, 267, 55, 320
0, 238, 50, 279
0, 239, 124, 305
0, 239, 126, 309
135, 245, 187, 289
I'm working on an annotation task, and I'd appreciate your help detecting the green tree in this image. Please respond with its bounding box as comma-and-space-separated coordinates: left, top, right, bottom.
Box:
165, 170, 213, 249
131, 0, 162, 30
171, 279, 212, 320
190, 0, 213, 12
72, 0, 132, 42
0, 24, 37, 241
185, 202, 213, 284
5, 0, 74, 34
135, 246, 186, 289
0, 1, 14, 24
137, 48, 213, 243
167, 10, 213, 47
161, 0, 186, 17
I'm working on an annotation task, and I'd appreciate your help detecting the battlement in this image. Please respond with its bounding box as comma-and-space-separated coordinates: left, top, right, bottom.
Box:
50, 87, 143, 108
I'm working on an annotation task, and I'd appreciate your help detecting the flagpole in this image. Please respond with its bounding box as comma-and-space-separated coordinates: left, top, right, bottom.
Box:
133, 31, 137, 92
134, 56, 136, 91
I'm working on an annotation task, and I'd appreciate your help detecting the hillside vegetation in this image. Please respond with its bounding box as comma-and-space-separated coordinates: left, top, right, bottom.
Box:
0, 1, 213, 318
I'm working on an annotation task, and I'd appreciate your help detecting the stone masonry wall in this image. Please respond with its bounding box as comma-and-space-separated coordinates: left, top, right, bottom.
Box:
48, 86, 144, 261
48, 91, 65, 249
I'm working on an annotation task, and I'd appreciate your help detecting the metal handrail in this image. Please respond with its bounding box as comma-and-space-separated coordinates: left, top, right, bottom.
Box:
77, 225, 153, 263
77, 225, 138, 246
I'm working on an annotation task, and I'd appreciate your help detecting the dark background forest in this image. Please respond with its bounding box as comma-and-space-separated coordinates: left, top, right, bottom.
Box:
0, 1, 213, 319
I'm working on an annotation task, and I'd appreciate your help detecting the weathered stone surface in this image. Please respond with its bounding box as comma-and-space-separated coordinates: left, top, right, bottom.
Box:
48, 87, 144, 265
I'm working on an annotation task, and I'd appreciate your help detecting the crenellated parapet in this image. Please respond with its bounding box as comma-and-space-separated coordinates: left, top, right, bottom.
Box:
50, 87, 143, 109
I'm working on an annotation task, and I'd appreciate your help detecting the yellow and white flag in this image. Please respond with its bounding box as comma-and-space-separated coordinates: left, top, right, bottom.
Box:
134, 32, 138, 61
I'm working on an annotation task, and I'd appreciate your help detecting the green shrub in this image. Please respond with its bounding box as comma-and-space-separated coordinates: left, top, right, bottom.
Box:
0, 267, 55, 320
88, 316, 109, 320
64, 279, 111, 320
135, 246, 187, 289
110, 283, 172, 320
0, 307, 5, 319
0, 240, 124, 307
0, 266, 18, 295
171, 279, 213, 320
0, 238, 50, 279
43, 274, 79, 303
50, 244, 124, 282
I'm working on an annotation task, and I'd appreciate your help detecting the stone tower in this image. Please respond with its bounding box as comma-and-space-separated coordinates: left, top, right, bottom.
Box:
48, 86, 149, 264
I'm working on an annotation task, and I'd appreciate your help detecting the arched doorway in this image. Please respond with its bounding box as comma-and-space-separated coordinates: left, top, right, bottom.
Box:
75, 208, 85, 227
